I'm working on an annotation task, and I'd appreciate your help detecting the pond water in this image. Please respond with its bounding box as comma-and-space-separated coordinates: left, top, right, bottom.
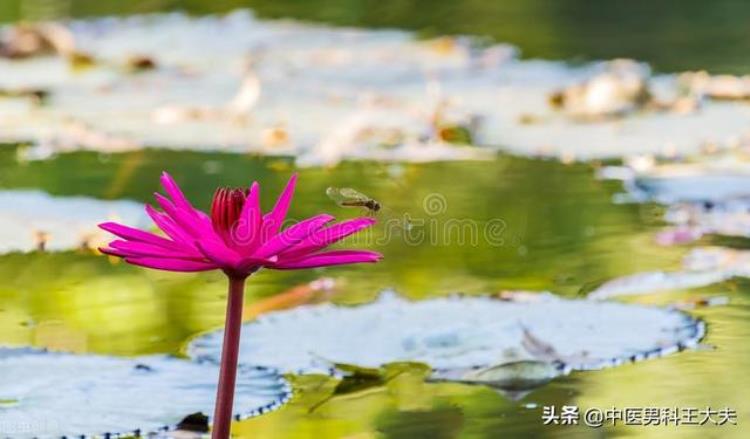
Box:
1, 2, 749, 438
0, 147, 748, 438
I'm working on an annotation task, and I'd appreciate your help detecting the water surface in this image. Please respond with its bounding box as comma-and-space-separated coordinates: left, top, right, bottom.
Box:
0, 147, 747, 438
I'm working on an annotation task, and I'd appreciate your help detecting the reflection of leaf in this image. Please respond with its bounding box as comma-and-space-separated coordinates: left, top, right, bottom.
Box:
332, 374, 384, 397
308, 362, 429, 413
304, 355, 385, 413
382, 362, 431, 380
459, 360, 566, 391
376, 405, 464, 439
308, 369, 384, 414
327, 360, 382, 380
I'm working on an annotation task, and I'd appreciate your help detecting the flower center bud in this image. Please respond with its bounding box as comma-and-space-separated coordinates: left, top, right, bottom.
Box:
211, 187, 248, 235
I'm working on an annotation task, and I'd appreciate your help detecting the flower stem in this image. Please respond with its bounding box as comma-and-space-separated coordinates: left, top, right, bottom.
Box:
212, 274, 247, 439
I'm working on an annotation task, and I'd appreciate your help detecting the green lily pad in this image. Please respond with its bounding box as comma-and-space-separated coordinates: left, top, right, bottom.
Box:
0, 348, 290, 438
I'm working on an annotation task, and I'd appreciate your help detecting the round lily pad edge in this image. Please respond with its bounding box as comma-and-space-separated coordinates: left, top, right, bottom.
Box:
185, 293, 709, 375
0, 347, 294, 439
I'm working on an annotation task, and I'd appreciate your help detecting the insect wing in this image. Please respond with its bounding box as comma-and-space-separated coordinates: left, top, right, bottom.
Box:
326, 187, 371, 207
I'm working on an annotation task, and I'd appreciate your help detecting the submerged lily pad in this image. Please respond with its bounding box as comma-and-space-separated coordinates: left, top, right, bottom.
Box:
188, 292, 704, 375
0, 348, 291, 438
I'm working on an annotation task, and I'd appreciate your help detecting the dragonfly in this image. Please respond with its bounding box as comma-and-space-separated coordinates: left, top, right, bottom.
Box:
325, 187, 382, 215
326, 187, 412, 231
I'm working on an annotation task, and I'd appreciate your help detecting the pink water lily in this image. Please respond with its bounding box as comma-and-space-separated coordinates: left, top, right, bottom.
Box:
99, 172, 380, 276
98, 172, 381, 439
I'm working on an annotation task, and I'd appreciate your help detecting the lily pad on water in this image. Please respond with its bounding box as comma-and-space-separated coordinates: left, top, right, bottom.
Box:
3, 12, 750, 164
600, 152, 750, 245
586, 270, 733, 300
0, 348, 291, 438
662, 200, 750, 241
632, 166, 750, 203
187, 292, 705, 376
0, 190, 147, 254
600, 151, 750, 202
588, 246, 750, 300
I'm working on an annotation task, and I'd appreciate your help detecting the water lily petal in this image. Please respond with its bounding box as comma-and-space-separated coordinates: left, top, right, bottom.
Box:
154, 193, 203, 237
263, 174, 297, 239
195, 239, 243, 268
237, 257, 271, 273
272, 250, 382, 269
145, 205, 196, 249
125, 256, 218, 272
108, 240, 204, 260
254, 214, 335, 259
160, 172, 203, 217
98, 221, 185, 251
161, 172, 213, 228
98, 246, 129, 258
102, 172, 380, 275
279, 217, 376, 260
232, 182, 262, 250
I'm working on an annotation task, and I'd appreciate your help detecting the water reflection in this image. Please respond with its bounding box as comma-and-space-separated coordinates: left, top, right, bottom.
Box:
0, 146, 685, 299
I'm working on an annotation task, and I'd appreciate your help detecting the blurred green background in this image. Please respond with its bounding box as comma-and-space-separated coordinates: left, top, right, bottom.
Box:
2, 0, 750, 73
